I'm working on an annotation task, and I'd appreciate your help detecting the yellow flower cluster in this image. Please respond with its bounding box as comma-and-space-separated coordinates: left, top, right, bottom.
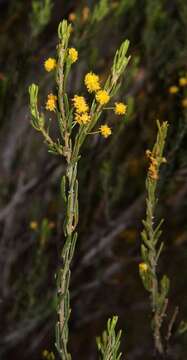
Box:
100, 124, 112, 138
72, 95, 89, 113
72, 95, 90, 125
44, 58, 56, 72
115, 102, 127, 115
68, 65, 125, 132
84, 72, 100, 93
68, 48, 78, 63
45, 94, 57, 112
139, 262, 148, 272
96, 90, 110, 105
75, 112, 91, 125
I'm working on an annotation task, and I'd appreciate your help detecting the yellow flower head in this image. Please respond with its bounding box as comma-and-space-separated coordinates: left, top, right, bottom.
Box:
179, 77, 187, 87
115, 102, 127, 115
84, 72, 100, 93
68, 12, 76, 22
30, 221, 38, 230
139, 262, 148, 272
44, 58, 56, 72
100, 124, 112, 138
72, 95, 89, 113
45, 94, 57, 112
182, 98, 187, 108
75, 112, 91, 125
169, 85, 179, 94
96, 90, 110, 105
68, 48, 78, 63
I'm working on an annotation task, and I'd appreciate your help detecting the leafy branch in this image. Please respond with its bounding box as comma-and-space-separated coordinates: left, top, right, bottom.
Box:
139, 120, 179, 355
29, 19, 130, 360
96, 316, 122, 360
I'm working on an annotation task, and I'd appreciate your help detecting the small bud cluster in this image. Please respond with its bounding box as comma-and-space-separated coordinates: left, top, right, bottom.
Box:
146, 149, 166, 181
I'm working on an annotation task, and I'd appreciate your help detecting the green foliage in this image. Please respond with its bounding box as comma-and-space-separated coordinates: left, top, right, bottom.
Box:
91, 0, 110, 24
30, 0, 53, 38
96, 316, 122, 360
178, 320, 187, 335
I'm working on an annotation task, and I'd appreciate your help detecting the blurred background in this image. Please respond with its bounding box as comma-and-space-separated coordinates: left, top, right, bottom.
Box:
1, 0, 187, 359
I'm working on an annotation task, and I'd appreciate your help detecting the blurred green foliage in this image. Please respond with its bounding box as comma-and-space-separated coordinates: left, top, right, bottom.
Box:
30, 0, 53, 38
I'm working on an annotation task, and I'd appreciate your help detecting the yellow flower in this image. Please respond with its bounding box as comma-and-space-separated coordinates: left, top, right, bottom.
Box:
114, 102, 127, 115
84, 72, 100, 93
169, 85, 179, 94
45, 94, 57, 112
68, 12, 76, 22
72, 95, 89, 113
75, 112, 91, 125
100, 124, 112, 138
96, 90, 110, 105
44, 58, 56, 72
68, 48, 78, 63
139, 262, 148, 272
179, 77, 187, 87
182, 98, 187, 108
30, 221, 38, 230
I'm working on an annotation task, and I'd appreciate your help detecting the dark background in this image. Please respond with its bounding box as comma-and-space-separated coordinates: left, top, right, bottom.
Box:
0, 0, 187, 359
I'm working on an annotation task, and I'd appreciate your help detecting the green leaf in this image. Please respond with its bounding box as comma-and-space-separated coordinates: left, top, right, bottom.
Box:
160, 275, 170, 297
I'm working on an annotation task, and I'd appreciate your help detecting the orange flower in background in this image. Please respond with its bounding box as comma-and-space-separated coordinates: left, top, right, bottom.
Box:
68, 13, 76, 22
82, 6, 90, 21
182, 98, 187, 108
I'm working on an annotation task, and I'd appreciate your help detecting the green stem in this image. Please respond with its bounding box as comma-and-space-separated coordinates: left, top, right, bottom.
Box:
56, 157, 79, 360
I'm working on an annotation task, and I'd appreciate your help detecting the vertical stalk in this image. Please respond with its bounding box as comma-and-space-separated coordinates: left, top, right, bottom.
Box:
146, 182, 163, 354
140, 121, 169, 356
56, 158, 79, 360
